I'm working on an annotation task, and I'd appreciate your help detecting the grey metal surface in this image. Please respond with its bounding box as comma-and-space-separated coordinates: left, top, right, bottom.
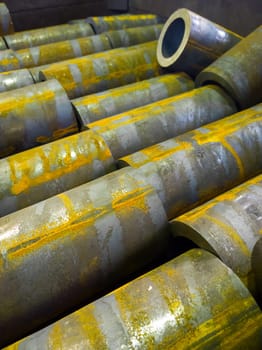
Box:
0, 49, 21, 72
0, 69, 34, 92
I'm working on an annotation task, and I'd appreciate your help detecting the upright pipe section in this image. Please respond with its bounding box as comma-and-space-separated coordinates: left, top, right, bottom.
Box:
72, 73, 195, 128
196, 25, 262, 109
0, 49, 21, 72
0, 130, 116, 217
0, 79, 78, 158
5, 249, 262, 350
0, 167, 169, 346
119, 104, 262, 219
0, 3, 14, 35
157, 8, 242, 76
87, 14, 161, 33
89, 85, 237, 159
171, 174, 262, 295
39, 41, 162, 99
0, 69, 34, 92
4, 23, 94, 50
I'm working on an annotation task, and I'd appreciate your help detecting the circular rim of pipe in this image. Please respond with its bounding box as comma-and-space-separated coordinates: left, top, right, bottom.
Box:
157, 8, 191, 68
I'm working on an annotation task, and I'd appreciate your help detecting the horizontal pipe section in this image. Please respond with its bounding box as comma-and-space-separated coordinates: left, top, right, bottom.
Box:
0, 79, 78, 158
171, 174, 262, 295
4, 23, 94, 50
72, 73, 195, 127
0, 167, 169, 346
157, 8, 242, 76
196, 25, 262, 109
252, 237, 262, 303
39, 41, 162, 99
29, 64, 50, 82
5, 249, 262, 349
0, 130, 116, 216
119, 104, 262, 219
0, 69, 34, 92
0, 3, 14, 35
87, 14, 161, 34
89, 85, 237, 159
0, 49, 21, 72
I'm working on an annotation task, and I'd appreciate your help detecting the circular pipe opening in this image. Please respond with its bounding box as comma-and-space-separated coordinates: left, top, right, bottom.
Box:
161, 18, 185, 58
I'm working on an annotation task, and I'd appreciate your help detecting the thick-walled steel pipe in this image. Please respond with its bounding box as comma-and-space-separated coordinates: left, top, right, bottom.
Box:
0, 130, 115, 217
252, 237, 262, 303
0, 69, 34, 92
39, 41, 162, 99
0, 3, 14, 35
119, 104, 262, 219
72, 73, 195, 128
29, 64, 50, 82
16, 33, 112, 68
171, 174, 262, 295
0, 49, 21, 72
0, 167, 169, 346
105, 24, 162, 48
4, 23, 94, 50
157, 8, 242, 77
87, 14, 161, 34
90, 85, 237, 159
0, 79, 78, 158
196, 25, 262, 109
5, 249, 262, 350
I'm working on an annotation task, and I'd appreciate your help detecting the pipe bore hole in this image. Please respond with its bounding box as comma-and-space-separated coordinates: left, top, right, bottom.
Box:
162, 18, 185, 58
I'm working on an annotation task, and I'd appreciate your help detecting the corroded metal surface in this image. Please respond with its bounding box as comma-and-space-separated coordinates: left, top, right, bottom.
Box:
0, 79, 78, 158
0, 69, 34, 92
16, 33, 112, 68
0, 49, 21, 72
105, 24, 162, 48
196, 25, 262, 109
157, 8, 242, 76
4, 23, 94, 50
87, 14, 160, 34
171, 174, 262, 295
5, 249, 262, 350
0, 130, 116, 217
0, 167, 169, 346
252, 237, 262, 303
40, 41, 162, 99
0, 36, 7, 50
119, 103, 262, 219
0, 3, 14, 36
90, 85, 237, 159
72, 73, 194, 128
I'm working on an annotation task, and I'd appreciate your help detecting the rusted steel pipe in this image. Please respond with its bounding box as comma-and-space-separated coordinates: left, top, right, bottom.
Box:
0, 130, 115, 217
196, 25, 262, 109
0, 79, 78, 158
5, 249, 262, 350
87, 14, 161, 34
15, 33, 112, 68
105, 24, 162, 48
39, 41, 162, 99
0, 49, 21, 72
157, 8, 242, 77
0, 3, 14, 36
0, 167, 169, 346
252, 237, 262, 303
0, 69, 34, 92
171, 174, 262, 295
119, 103, 262, 219
4, 23, 94, 50
89, 85, 237, 159
72, 73, 195, 128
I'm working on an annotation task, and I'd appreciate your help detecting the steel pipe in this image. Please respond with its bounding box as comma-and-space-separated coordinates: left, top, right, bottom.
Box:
29, 64, 50, 82
90, 85, 237, 159
0, 167, 169, 346
4, 249, 262, 350
196, 25, 262, 109
16, 33, 112, 68
171, 174, 262, 295
39, 41, 162, 99
0, 36, 7, 50
157, 8, 242, 77
0, 49, 21, 72
119, 103, 262, 219
87, 14, 161, 34
0, 69, 34, 92
252, 237, 262, 303
0, 79, 78, 158
105, 24, 162, 48
0, 3, 14, 36
4, 23, 94, 50
72, 73, 195, 128
0, 130, 115, 217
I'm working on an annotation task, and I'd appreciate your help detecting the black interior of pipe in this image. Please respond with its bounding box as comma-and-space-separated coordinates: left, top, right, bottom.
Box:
162, 18, 185, 58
